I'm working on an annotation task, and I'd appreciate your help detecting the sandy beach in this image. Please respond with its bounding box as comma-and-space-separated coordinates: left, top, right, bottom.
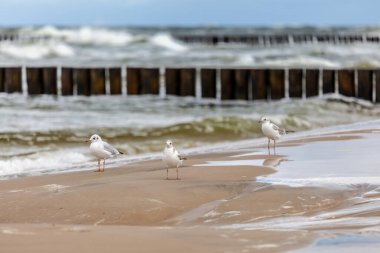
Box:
1, 125, 380, 253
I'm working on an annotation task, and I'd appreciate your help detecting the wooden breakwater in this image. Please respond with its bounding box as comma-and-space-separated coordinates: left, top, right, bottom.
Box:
1, 33, 380, 45
174, 34, 380, 45
0, 66, 379, 102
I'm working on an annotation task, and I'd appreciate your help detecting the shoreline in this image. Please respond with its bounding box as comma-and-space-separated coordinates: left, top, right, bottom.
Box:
0, 123, 380, 252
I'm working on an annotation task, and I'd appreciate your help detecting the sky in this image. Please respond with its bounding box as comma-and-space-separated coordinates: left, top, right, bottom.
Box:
0, 0, 379, 27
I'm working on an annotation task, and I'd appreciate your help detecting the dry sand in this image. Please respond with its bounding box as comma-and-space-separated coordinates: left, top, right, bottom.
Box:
0, 129, 379, 252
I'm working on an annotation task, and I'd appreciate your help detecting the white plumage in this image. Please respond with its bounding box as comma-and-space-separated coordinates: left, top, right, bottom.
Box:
87, 134, 123, 172
259, 117, 287, 152
162, 140, 185, 180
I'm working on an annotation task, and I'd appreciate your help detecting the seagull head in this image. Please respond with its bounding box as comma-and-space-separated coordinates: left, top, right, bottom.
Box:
87, 134, 102, 143
166, 140, 173, 148
259, 117, 270, 124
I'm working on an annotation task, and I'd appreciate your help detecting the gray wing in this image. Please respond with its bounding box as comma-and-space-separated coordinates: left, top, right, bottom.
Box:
103, 141, 122, 155
174, 148, 186, 160
272, 123, 286, 135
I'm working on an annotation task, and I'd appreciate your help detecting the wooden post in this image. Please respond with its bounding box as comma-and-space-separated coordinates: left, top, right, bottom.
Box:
140, 68, 159, 94
357, 70, 372, 101
61, 68, 74, 96
42, 67, 57, 95
0, 68, 4, 92
127, 68, 140, 95
75, 68, 91, 96
323, 69, 335, 94
269, 69, 285, 100
26, 67, 43, 95
221, 69, 234, 100
251, 69, 268, 100
180, 68, 195, 96
338, 69, 355, 97
165, 68, 179, 95
109, 68, 122, 95
234, 69, 249, 100
201, 68, 216, 98
288, 69, 302, 98
4, 67, 22, 93
305, 69, 319, 97
90, 68, 106, 95
376, 70, 380, 103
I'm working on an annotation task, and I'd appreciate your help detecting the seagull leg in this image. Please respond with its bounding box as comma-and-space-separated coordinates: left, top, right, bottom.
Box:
176, 165, 180, 180
102, 159, 105, 172
96, 159, 101, 172
166, 167, 169, 180
274, 140, 276, 155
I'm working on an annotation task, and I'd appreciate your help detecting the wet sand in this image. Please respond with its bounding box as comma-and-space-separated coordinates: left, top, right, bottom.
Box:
1, 128, 380, 252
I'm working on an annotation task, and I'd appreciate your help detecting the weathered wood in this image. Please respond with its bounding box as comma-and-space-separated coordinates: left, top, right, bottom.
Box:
179, 68, 195, 96
288, 69, 302, 98
234, 69, 249, 100
4, 67, 22, 93
127, 68, 159, 95
141, 68, 159, 95
27, 68, 43, 95
75, 68, 91, 96
269, 69, 285, 100
90, 68, 106, 95
109, 68, 122, 95
127, 68, 140, 95
42, 67, 57, 95
165, 68, 179, 95
61, 68, 74, 96
306, 69, 319, 97
323, 69, 335, 94
357, 70, 372, 101
221, 69, 234, 100
201, 69, 216, 98
375, 70, 380, 103
338, 69, 355, 97
0, 68, 4, 92
251, 69, 268, 100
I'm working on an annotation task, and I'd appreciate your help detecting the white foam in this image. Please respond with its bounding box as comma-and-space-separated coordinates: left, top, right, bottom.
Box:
0, 150, 91, 178
223, 216, 380, 231
35, 26, 134, 46
0, 41, 74, 59
150, 33, 187, 51
257, 176, 380, 188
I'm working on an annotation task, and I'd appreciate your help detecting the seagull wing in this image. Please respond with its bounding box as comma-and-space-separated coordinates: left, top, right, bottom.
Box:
103, 141, 123, 155
174, 147, 186, 160
271, 123, 286, 135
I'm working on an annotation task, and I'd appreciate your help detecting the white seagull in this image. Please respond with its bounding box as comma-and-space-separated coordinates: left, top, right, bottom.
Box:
259, 117, 288, 152
87, 134, 124, 172
162, 140, 186, 180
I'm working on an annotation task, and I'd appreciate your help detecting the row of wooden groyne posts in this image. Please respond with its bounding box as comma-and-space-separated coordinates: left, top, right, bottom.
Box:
0, 66, 379, 102
176, 34, 380, 45
1, 33, 380, 45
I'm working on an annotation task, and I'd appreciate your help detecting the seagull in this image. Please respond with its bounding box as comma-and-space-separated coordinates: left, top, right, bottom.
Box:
259, 117, 288, 152
162, 140, 186, 180
86, 134, 124, 172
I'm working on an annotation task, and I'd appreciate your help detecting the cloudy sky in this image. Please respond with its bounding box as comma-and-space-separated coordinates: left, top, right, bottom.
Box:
0, 0, 379, 26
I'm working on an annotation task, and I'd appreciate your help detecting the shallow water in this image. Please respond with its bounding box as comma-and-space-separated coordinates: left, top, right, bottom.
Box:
1, 93, 380, 178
